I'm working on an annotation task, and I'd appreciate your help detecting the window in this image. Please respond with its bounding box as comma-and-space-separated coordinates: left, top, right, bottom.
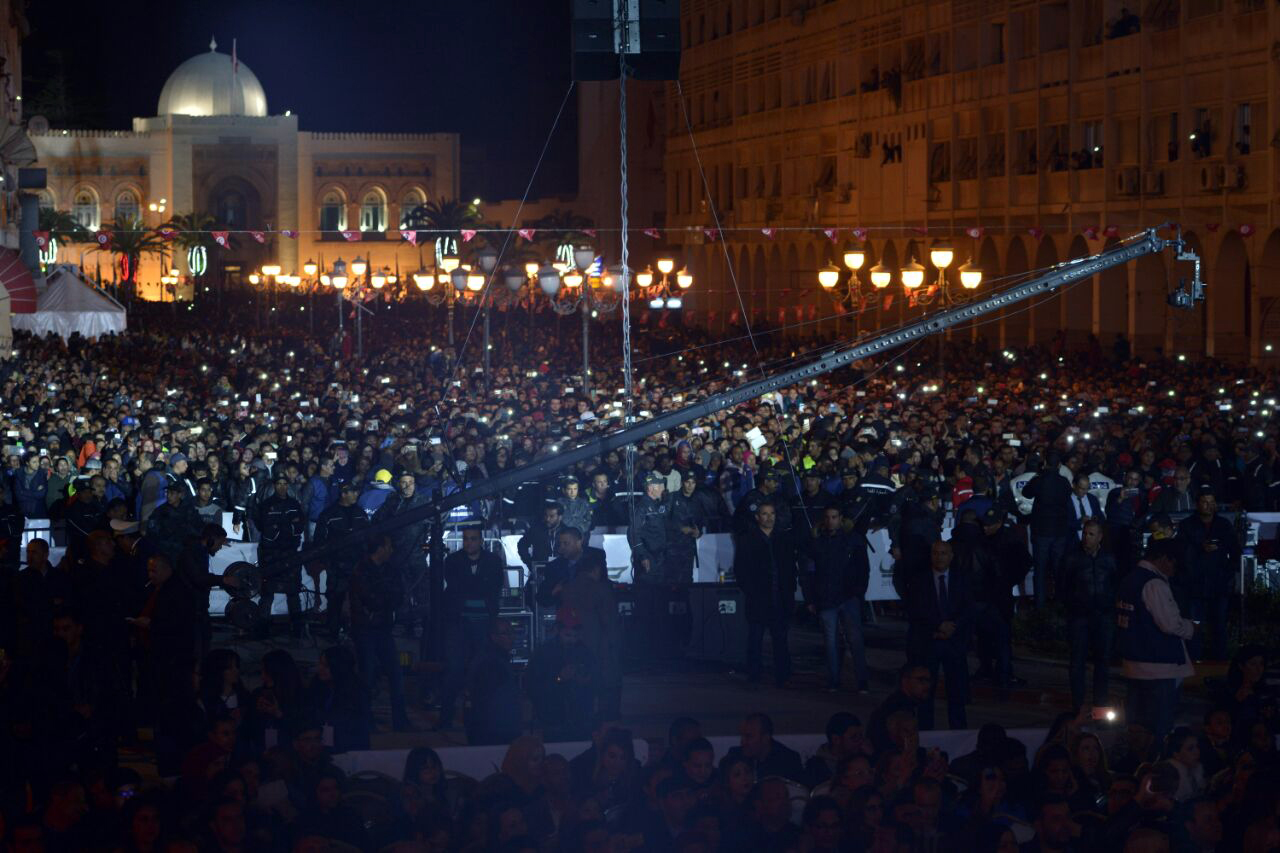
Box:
218, 191, 246, 227
72, 190, 98, 230
1167, 112, 1179, 161
1191, 108, 1212, 158
399, 189, 425, 228
36, 190, 54, 211
1079, 121, 1104, 168
320, 191, 346, 232
359, 190, 386, 232
1235, 103, 1252, 155
114, 190, 140, 223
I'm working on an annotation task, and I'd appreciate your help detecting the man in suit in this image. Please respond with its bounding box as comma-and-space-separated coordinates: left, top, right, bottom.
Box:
518, 501, 564, 570
1023, 453, 1074, 605
734, 498, 798, 687
902, 539, 973, 730
438, 525, 508, 729
1152, 467, 1195, 515
533, 526, 606, 609
1067, 473, 1104, 537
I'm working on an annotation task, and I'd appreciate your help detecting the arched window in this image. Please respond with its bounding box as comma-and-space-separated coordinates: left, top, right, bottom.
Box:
359, 190, 386, 232
399, 189, 426, 228
114, 190, 140, 223
217, 191, 246, 227
320, 191, 346, 232
72, 189, 99, 230
36, 190, 54, 211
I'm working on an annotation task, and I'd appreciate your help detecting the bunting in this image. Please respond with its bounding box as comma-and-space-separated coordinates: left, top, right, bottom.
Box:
1240, 224, 1256, 237
31, 231, 49, 249
211, 231, 230, 248
823, 228, 839, 242
461, 229, 477, 243
643, 228, 661, 239
965, 226, 984, 239
250, 231, 266, 244
400, 229, 418, 245
281, 230, 298, 239
95, 230, 112, 247
341, 230, 361, 242
517, 228, 536, 241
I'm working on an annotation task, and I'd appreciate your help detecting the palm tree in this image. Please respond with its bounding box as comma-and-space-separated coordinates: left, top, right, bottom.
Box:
93, 217, 167, 301
402, 197, 482, 267
37, 208, 91, 245
526, 208, 595, 257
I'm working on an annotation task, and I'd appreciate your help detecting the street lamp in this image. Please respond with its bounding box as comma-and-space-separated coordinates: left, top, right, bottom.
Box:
842, 245, 867, 272
869, 262, 891, 289
900, 257, 925, 290
636, 267, 655, 288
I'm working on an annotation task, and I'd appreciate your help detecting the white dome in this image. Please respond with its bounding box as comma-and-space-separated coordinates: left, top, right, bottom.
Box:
156, 39, 268, 117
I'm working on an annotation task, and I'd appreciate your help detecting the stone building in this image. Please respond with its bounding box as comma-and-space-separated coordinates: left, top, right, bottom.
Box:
666, 0, 1280, 363
29, 39, 459, 300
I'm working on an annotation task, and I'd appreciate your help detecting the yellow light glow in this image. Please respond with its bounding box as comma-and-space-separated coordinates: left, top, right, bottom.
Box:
959, 261, 983, 289
818, 265, 841, 289
524, 261, 539, 279
262, 264, 282, 277
439, 255, 460, 273
332, 274, 348, 289
371, 271, 386, 288
869, 263, 891, 289
466, 270, 485, 291
901, 257, 925, 289
303, 260, 318, 276
563, 270, 584, 289
636, 267, 655, 288
928, 246, 954, 270
657, 257, 675, 275
248, 273, 260, 284
676, 269, 693, 289
842, 249, 866, 271
350, 257, 367, 276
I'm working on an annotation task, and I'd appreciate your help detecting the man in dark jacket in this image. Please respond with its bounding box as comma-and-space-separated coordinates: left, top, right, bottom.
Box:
535, 526, 606, 609
438, 525, 507, 729
971, 507, 1030, 686
255, 474, 306, 637
312, 482, 369, 639
722, 713, 805, 782
1060, 519, 1118, 710
734, 498, 798, 686
517, 501, 565, 570
667, 470, 706, 584
1105, 469, 1149, 576
175, 523, 239, 659
466, 618, 522, 745
65, 475, 107, 559
1023, 454, 1074, 605
802, 505, 870, 692
372, 472, 432, 648
146, 482, 201, 566
901, 539, 973, 730
348, 535, 410, 731
1176, 492, 1239, 660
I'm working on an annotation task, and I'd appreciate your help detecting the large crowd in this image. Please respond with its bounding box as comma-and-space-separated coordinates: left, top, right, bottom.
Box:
1, 304, 1279, 851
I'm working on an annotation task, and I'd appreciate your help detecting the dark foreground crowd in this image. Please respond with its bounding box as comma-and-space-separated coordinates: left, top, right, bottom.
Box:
1, 308, 1279, 850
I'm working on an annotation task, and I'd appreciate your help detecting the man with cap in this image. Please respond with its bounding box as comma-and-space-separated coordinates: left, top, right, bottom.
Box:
254, 474, 306, 638
372, 471, 433, 648
629, 472, 671, 583
973, 506, 1030, 686
144, 480, 200, 566
666, 470, 706, 584
733, 468, 790, 536
558, 476, 593, 538
164, 452, 195, 506
358, 469, 395, 517
792, 469, 834, 538
313, 481, 371, 639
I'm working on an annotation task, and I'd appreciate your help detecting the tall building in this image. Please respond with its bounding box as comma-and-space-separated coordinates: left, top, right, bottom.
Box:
29, 39, 459, 300
666, 0, 1278, 362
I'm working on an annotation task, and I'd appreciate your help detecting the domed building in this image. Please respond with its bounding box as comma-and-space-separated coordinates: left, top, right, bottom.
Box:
28, 38, 459, 300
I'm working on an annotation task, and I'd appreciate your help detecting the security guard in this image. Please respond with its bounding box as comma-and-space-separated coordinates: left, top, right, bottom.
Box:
313, 482, 371, 639
667, 470, 705, 583
734, 468, 791, 535
629, 472, 670, 582
255, 474, 306, 638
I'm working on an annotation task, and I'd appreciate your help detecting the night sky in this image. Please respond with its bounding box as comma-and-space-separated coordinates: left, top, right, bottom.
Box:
21, 0, 579, 200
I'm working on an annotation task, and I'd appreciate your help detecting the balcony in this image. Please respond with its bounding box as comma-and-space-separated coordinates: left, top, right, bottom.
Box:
980, 177, 1007, 208
1147, 29, 1180, 66
1077, 45, 1103, 80
1012, 174, 1038, 206
1041, 49, 1069, 86
1010, 58, 1036, 93
1105, 33, 1140, 75
1075, 168, 1105, 202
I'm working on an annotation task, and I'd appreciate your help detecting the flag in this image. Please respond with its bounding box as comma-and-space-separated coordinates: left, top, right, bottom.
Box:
703, 228, 719, 241
250, 231, 266, 244
400, 229, 418, 245
1082, 226, 1099, 240
1102, 224, 1119, 238
460, 229, 477, 243
965, 226, 984, 239
1205, 222, 1221, 233
823, 228, 839, 242
583, 228, 597, 238
212, 231, 230, 248
156, 228, 177, 241
31, 231, 49, 249
761, 228, 776, 239
1240, 224, 1257, 237
851, 227, 868, 240
1027, 227, 1045, 240
643, 227, 661, 239
518, 228, 536, 241
341, 230, 361, 242
95, 230, 112, 247
281, 229, 298, 239
910, 226, 928, 236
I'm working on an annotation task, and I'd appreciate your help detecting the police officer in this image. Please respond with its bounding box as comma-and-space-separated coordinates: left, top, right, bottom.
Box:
734, 468, 790, 535
667, 470, 706, 584
629, 472, 671, 582
313, 482, 370, 639
255, 474, 306, 638
146, 481, 201, 566
792, 469, 834, 538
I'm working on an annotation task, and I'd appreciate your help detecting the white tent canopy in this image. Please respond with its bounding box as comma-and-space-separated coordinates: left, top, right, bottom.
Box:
11, 266, 126, 340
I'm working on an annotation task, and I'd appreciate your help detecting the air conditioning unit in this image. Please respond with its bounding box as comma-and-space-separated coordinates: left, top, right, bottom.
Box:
1142, 170, 1164, 195
1115, 166, 1139, 196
